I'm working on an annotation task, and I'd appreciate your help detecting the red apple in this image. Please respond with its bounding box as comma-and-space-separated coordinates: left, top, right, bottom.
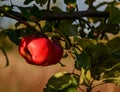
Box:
18, 34, 63, 66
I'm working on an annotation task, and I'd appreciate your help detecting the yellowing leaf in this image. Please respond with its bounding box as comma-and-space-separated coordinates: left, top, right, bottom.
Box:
79, 68, 91, 85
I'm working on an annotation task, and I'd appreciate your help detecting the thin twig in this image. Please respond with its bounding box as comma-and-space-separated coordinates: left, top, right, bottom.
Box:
92, 82, 106, 88
35, 22, 43, 32
76, 5, 92, 29
78, 86, 85, 92
47, 0, 51, 10
76, 4, 86, 36
9, 0, 13, 6
0, 47, 9, 67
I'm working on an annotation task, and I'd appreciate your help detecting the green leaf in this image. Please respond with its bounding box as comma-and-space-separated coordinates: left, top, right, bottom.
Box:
2, 5, 13, 11
30, 9, 48, 21
53, 0, 57, 4
0, 30, 7, 40
102, 56, 120, 70
108, 37, 120, 53
85, 0, 96, 5
87, 43, 111, 80
51, 6, 62, 13
104, 71, 120, 86
35, 0, 48, 6
91, 54, 120, 80
108, 5, 120, 24
15, 22, 22, 28
75, 51, 91, 70
58, 20, 78, 36
91, 64, 103, 80
24, 0, 33, 5
17, 6, 31, 21
80, 68, 91, 85
112, 52, 120, 58
30, 4, 41, 18
44, 72, 79, 91
7, 29, 20, 45
43, 21, 53, 32
102, 63, 120, 86
86, 43, 111, 66
64, 0, 76, 5
102, 23, 119, 35
74, 37, 93, 50
104, 63, 120, 72
63, 87, 77, 92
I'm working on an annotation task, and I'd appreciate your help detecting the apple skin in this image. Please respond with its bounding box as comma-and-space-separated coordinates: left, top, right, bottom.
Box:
18, 34, 63, 66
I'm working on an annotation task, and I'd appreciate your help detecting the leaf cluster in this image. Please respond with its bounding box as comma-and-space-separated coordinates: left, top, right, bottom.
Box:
1, 0, 120, 91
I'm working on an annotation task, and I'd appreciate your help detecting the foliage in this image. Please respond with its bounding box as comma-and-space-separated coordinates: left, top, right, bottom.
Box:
0, 0, 120, 92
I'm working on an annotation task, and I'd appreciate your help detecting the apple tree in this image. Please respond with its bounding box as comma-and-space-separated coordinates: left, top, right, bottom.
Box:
0, 0, 120, 92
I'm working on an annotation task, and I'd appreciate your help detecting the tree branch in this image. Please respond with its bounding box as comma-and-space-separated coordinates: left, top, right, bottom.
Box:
0, 7, 109, 21
36, 10, 109, 20
0, 7, 38, 32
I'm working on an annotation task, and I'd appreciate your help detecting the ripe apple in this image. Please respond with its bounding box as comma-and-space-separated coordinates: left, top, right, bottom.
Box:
18, 34, 63, 66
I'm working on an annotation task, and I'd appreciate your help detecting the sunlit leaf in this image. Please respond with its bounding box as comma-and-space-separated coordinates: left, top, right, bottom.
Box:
80, 68, 91, 85
2, 5, 13, 11
102, 63, 120, 86
44, 72, 79, 91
